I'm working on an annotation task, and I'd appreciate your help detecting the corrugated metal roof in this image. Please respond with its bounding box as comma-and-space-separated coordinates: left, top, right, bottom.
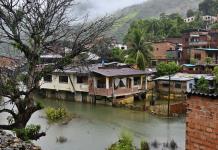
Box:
92, 67, 147, 77
183, 64, 196, 67
195, 48, 218, 51
154, 73, 215, 81
54, 63, 147, 77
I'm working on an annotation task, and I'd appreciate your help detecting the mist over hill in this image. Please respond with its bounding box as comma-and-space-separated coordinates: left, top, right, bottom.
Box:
110, 0, 203, 42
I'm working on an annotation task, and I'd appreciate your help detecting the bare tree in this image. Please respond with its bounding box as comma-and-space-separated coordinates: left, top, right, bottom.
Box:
0, 0, 114, 140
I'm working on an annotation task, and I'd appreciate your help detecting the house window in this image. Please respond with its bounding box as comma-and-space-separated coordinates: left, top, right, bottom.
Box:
77, 76, 88, 84
162, 83, 169, 88
59, 76, 68, 83
119, 80, 126, 88
97, 78, 106, 88
44, 75, 52, 82
194, 53, 201, 60
134, 77, 141, 85
189, 83, 193, 89
175, 82, 181, 88
151, 60, 157, 66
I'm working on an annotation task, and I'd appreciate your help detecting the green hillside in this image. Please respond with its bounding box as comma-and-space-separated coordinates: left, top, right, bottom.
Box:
110, 0, 203, 42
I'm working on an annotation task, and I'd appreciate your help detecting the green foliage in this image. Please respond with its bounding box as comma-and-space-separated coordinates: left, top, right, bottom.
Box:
186, 9, 195, 17
205, 57, 212, 64
107, 132, 150, 150
213, 66, 218, 84
156, 62, 181, 76
45, 106, 70, 123
196, 77, 209, 93
124, 27, 153, 68
107, 132, 135, 150
211, 23, 218, 29
36, 101, 44, 110
111, 48, 125, 62
140, 140, 150, 150
111, 0, 202, 42
136, 51, 146, 70
190, 58, 197, 65
125, 14, 193, 44
14, 124, 41, 141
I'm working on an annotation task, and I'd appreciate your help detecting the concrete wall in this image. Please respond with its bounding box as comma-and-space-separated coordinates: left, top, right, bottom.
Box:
186, 96, 218, 150
40, 74, 89, 92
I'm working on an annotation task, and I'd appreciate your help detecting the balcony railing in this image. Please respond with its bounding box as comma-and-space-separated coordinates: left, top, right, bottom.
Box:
89, 87, 140, 97
189, 41, 208, 46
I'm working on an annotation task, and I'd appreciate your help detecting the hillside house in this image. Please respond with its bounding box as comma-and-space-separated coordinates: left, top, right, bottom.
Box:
184, 15, 218, 24
40, 62, 148, 104
151, 41, 182, 66
154, 73, 215, 99
190, 48, 218, 64
181, 29, 218, 64
182, 64, 218, 74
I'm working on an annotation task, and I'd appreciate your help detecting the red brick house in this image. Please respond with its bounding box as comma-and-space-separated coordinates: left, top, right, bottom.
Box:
151, 41, 181, 66
186, 93, 218, 150
209, 29, 218, 48
190, 48, 218, 64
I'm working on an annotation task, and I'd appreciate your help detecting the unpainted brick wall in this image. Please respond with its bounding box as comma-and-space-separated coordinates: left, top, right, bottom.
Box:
186, 96, 218, 150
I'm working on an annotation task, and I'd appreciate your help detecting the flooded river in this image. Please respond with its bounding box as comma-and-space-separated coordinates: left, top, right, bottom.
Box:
0, 98, 186, 150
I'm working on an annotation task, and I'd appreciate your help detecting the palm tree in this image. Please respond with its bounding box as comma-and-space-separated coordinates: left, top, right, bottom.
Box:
125, 28, 153, 70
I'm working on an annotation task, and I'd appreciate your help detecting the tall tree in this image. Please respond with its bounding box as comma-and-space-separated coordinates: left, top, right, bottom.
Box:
186, 9, 195, 17
0, 0, 114, 140
125, 28, 153, 70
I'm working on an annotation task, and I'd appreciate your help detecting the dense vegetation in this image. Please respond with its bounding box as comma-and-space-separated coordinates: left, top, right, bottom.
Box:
45, 106, 74, 123
124, 13, 206, 44
110, 0, 202, 42
196, 77, 210, 93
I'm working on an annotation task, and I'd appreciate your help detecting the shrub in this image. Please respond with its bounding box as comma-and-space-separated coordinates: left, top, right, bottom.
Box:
45, 107, 69, 123
107, 132, 135, 150
14, 124, 41, 141
140, 140, 149, 150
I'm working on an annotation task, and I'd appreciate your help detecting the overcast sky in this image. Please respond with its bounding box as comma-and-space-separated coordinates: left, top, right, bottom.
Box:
73, 0, 146, 19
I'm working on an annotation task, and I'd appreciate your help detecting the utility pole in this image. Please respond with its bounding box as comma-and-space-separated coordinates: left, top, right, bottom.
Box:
168, 74, 171, 117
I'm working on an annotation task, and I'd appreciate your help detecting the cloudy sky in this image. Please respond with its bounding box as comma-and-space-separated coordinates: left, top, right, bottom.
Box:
73, 0, 146, 19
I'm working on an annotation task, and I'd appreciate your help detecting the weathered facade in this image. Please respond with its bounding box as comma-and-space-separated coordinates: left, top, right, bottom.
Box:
151, 41, 182, 66
154, 73, 215, 100
186, 94, 218, 150
40, 63, 148, 104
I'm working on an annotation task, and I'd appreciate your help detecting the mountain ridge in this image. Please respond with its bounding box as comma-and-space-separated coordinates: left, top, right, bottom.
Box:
110, 0, 204, 42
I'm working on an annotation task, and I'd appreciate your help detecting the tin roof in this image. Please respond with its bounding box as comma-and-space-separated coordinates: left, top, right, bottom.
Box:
54, 63, 147, 77
154, 73, 215, 81
183, 64, 196, 67
92, 67, 147, 77
195, 48, 218, 51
